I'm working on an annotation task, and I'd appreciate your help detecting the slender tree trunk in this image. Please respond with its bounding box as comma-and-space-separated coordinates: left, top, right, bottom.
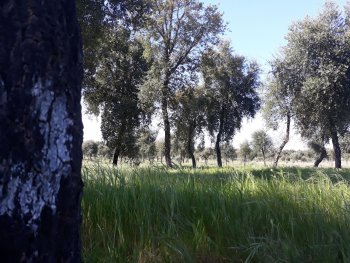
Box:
262, 149, 266, 166
187, 125, 196, 168
331, 129, 342, 169
161, 86, 172, 168
215, 132, 223, 167
273, 113, 290, 167
113, 147, 121, 166
0, 1, 83, 262
314, 146, 327, 167
215, 109, 226, 167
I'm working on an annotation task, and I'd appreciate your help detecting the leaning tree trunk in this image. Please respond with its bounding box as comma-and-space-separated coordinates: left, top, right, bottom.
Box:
0, 1, 83, 262
314, 146, 327, 167
273, 113, 290, 167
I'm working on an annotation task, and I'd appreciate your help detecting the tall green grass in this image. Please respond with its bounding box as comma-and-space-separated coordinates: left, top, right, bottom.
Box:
82, 165, 350, 262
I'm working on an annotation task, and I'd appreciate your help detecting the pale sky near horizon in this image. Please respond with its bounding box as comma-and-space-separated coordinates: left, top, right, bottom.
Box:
82, 0, 349, 150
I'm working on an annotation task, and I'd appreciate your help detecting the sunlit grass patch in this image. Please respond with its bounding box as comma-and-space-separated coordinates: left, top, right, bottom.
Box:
82, 165, 350, 262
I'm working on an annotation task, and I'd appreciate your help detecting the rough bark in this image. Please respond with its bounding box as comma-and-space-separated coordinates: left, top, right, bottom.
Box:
273, 113, 290, 167
0, 1, 83, 262
313, 146, 327, 167
330, 128, 342, 169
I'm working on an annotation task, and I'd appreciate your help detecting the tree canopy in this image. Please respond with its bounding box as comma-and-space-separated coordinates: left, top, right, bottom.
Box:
276, 2, 350, 168
202, 41, 261, 167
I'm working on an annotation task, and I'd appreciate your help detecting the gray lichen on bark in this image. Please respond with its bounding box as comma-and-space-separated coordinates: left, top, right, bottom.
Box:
0, 77, 75, 230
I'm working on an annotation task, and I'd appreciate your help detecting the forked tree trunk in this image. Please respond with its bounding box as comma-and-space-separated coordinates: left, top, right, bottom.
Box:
273, 113, 290, 167
0, 1, 83, 262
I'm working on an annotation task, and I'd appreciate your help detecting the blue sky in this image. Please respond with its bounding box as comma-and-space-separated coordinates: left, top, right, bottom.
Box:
203, 0, 348, 74
83, 0, 349, 149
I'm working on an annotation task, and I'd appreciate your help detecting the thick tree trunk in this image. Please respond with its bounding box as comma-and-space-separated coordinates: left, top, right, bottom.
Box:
313, 146, 327, 167
187, 124, 196, 168
273, 113, 290, 167
162, 86, 172, 168
0, 1, 83, 262
331, 128, 342, 169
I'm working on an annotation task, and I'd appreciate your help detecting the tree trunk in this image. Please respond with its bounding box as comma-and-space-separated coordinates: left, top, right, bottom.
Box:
111, 123, 126, 166
215, 109, 225, 168
0, 1, 83, 262
273, 113, 290, 167
161, 87, 172, 168
262, 149, 266, 166
328, 117, 341, 168
330, 128, 342, 169
313, 146, 327, 167
215, 132, 223, 168
187, 124, 196, 168
113, 147, 121, 166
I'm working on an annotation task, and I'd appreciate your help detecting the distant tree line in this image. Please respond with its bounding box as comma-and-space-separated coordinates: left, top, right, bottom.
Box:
78, 0, 350, 169
78, 0, 261, 168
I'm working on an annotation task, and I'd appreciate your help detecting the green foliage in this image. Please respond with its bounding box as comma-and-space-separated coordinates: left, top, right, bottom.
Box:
202, 41, 261, 142
239, 140, 252, 162
139, 0, 226, 166
262, 75, 292, 130
137, 129, 158, 163
251, 130, 273, 165
82, 140, 99, 159
275, 2, 350, 167
82, 165, 350, 262
221, 143, 236, 164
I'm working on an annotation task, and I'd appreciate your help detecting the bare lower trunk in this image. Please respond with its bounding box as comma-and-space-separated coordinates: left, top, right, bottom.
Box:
187, 125, 196, 168
262, 149, 266, 166
331, 129, 342, 169
162, 91, 172, 168
0, 1, 83, 261
273, 113, 290, 167
215, 112, 224, 168
329, 118, 341, 168
111, 124, 126, 166
215, 134, 223, 167
314, 146, 327, 167
113, 147, 121, 166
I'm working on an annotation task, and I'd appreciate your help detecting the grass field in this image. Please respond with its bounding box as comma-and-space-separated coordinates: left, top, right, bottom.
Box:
81, 164, 350, 262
